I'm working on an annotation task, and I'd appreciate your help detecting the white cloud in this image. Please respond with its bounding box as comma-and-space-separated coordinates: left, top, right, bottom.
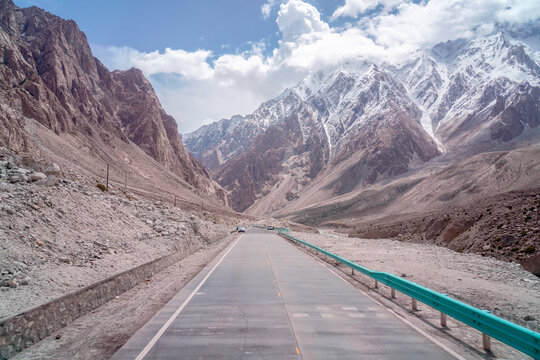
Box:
95, 46, 213, 80
496, 0, 540, 23
363, 0, 540, 50
261, 3, 272, 19
261, 0, 280, 20
94, 0, 540, 134
333, 0, 403, 18
277, 0, 329, 41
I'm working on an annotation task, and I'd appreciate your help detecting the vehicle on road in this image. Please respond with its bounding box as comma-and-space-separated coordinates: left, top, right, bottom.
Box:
237, 226, 246, 233
267, 225, 274, 230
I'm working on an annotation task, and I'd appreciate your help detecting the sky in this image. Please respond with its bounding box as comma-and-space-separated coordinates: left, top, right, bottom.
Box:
13, 0, 540, 133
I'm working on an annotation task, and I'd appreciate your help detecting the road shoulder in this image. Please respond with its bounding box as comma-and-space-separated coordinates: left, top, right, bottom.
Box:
11, 234, 239, 360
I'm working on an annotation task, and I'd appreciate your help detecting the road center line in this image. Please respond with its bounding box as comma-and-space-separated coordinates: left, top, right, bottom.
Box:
263, 243, 304, 359
134, 235, 243, 360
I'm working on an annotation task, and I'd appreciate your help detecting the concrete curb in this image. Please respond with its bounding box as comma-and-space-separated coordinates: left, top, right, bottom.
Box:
0, 243, 201, 359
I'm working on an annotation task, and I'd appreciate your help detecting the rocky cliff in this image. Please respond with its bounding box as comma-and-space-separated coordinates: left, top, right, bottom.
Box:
0, 0, 226, 204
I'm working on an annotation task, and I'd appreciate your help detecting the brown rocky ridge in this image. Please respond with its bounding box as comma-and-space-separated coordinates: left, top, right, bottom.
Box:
0, 0, 226, 205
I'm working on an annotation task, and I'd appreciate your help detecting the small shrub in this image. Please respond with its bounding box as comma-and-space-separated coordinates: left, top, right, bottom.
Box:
525, 216, 532, 221
96, 183, 108, 192
521, 230, 527, 236
523, 245, 535, 254
456, 248, 463, 253
497, 245, 502, 250
511, 247, 519, 252
497, 224, 503, 229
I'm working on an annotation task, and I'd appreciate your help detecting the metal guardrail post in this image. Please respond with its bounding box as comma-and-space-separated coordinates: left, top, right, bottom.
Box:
441, 312, 447, 327
483, 333, 491, 352
374, 280, 378, 289
391, 287, 396, 299
411, 297, 418, 311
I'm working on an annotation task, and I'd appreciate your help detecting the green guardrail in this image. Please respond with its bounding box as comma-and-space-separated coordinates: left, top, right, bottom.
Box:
278, 229, 540, 359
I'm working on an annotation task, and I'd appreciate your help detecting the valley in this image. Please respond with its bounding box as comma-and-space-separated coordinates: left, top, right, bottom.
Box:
0, 0, 539, 359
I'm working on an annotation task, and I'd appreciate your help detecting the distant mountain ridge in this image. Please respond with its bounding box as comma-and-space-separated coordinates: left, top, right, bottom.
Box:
0, 0, 226, 204
184, 29, 540, 213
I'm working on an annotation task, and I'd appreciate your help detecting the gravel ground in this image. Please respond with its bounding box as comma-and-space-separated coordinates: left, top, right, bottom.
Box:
287, 230, 540, 359
0, 150, 241, 319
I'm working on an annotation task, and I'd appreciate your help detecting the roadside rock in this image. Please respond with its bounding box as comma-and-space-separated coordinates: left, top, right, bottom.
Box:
501, 235, 517, 247
520, 254, 540, 276
35, 176, 59, 187
9, 174, 27, 183
45, 163, 61, 176
29, 172, 47, 182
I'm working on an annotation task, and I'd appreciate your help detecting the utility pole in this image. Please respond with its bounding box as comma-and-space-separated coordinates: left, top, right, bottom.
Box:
106, 163, 109, 191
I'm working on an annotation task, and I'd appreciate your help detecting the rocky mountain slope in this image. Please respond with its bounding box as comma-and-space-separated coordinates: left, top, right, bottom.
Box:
185, 29, 540, 214
0, 146, 240, 320
0, 0, 226, 205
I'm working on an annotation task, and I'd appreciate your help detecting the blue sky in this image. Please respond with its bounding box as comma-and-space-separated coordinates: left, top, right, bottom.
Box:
14, 0, 342, 56
13, 0, 540, 133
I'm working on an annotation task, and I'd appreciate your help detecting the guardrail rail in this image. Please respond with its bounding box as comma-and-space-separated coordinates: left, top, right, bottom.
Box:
276, 228, 540, 359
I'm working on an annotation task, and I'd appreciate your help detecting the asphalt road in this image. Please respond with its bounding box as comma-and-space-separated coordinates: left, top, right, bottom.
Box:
112, 228, 459, 360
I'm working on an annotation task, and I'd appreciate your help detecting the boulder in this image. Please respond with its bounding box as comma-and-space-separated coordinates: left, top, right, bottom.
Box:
45, 163, 61, 176
500, 234, 516, 247
520, 254, 540, 277
9, 174, 27, 183
14, 168, 30, 175
35, 176, 59, 187
29, 172, 47, 182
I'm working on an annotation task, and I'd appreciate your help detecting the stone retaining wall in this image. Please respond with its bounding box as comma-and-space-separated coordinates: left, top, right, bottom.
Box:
0, 243, 200, 359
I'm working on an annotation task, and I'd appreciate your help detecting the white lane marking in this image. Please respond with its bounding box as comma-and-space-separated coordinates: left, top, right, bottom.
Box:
316, 306, 330, 311
321, 313, 336, 318
134, 235, 243, 360
348, 313, 365, 318
342, 306, 358, 311
309, 252, 467, 360
293, 313, 309, 318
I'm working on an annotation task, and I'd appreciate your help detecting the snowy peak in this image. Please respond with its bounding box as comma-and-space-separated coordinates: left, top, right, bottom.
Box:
292, 70, 327, 100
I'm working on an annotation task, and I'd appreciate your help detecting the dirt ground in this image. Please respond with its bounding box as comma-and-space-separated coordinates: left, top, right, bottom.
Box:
10, 233, 238, 360
286, 230, 540, 360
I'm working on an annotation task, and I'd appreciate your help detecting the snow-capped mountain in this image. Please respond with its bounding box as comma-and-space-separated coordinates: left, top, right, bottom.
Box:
184, 31, 540, 213
396, 32, 540, 154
